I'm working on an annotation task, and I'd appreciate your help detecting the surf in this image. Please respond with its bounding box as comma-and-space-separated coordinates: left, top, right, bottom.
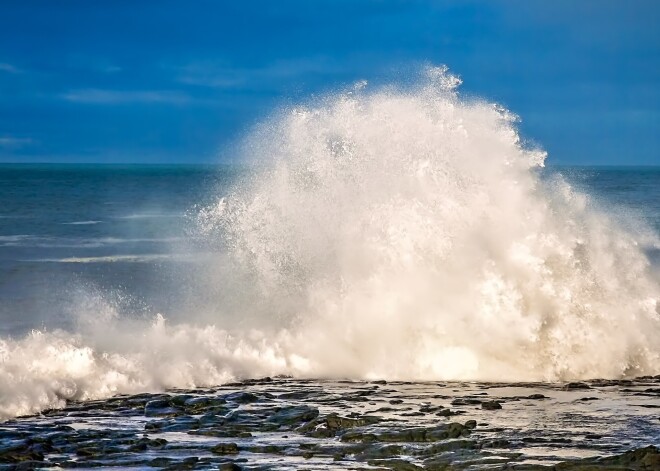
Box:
0, 66, 658, 420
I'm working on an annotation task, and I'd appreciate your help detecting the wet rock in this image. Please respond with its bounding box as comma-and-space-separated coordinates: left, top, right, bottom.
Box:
149, 457, 174, 467
367, 458, 423, 470
482, 400, 502, 410
464, 420, 477, 429
183, 396, 227, 414
0, 441, 45, 463
224, 392, 259, 404
526, 394, 547, 400
420, 439, 477, 455
340, 431, 379, 443
419, 404, 444, 413
245, 444, 283, 454
563, 382, 591, 390
325, 413, 381, 430
356, 444, 405, 460
144, 399, 183, 418
555, 445, 660, 470
219, 463, 243, 471
451, 398, 482, 406
211, 443, 240, 455
377, 423, 470, 443
482, 439, 511, 448
267, 405, 319, 427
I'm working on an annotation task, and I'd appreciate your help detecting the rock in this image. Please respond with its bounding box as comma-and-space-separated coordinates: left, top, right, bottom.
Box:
144, 400, 182, 417
356, 444, 405, 460
340, 431, 378, 442
219, 463, 242, 471
421, 439, 477, 455
464, 420, 477, 429
481, 400, 502, 410
367, 458, 423, 470
267, 405, 319, 427
224, 392, 259, 403
376, 423, 470, 443
451, 398, 482, 406
563, 382, 591, 390
526, 394, 547, 400
325, 413, 381, 430
211, 443, 240, 455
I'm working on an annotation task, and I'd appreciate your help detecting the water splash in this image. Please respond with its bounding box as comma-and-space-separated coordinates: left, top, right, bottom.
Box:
196, 66, 659, 381
1, 66, 658, 420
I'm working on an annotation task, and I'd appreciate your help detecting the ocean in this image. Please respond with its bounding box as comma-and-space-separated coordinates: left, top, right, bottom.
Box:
0, 71, 658, 469
1, 164, 658, 339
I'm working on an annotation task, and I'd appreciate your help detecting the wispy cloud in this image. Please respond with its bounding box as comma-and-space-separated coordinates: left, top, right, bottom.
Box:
174, 57, 342, 89
61, 89, 193, 105
0, 137, 33, 148
0, 62, 21, 74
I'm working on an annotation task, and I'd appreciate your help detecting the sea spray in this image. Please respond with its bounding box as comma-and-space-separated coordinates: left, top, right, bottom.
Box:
196, 65, 659, 380
0, 66, 658, 420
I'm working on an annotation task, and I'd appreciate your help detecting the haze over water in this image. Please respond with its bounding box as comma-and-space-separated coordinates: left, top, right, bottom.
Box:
0, 69, 659, 421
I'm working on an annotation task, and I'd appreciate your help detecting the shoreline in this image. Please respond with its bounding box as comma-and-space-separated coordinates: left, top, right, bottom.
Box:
1, 376, 658, 469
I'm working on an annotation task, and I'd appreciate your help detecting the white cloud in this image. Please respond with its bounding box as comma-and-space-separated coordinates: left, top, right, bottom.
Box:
61, 89, 193, 105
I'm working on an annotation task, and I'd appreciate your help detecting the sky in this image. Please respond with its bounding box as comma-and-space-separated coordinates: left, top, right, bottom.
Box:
0, 0, 658, 165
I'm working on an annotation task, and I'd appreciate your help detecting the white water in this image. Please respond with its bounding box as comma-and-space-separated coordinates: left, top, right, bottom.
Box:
1, 67, 658, 420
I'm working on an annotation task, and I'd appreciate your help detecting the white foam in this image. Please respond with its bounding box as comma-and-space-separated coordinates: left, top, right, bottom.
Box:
63, 220, 103, 225
1, 66, 658, 421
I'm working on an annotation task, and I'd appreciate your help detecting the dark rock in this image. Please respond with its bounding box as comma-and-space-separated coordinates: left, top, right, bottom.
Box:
325, 413, 381, 430
340, 431, 378, 443
224, 392, 259, 403
419, 439, 477, 455
556, 445, 660, 470
377, 423, 470, 442
356, 444, 405, 460
563, 382, 591, 390
367, 458, 423, 470
419, 405, 444, 413
451, 398, 482, 406
267, 405, 319, 427
526, 394, 547, 400
464, 420, 477, 429
211, 443, 240, 455
219, 463, 242, 471
481, 400, 502, 410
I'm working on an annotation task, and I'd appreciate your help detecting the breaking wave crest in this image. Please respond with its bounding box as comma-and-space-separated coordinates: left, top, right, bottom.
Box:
1, 66, 658, 420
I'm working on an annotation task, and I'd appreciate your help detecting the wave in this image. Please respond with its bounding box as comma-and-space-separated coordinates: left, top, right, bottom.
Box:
29, 253, 205, 263
0, 66, 658, 420
0, 236, 186, 249
113, 213, 185, 220
62, 220, 103, 225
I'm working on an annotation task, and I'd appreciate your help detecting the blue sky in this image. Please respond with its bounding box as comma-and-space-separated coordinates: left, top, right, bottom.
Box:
0, 0, 658, 165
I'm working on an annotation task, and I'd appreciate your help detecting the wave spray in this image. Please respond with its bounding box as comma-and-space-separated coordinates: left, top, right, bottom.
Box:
1, 66, 658, 419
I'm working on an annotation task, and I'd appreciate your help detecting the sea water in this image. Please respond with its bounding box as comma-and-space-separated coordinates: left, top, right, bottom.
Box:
0, 67, 658, 421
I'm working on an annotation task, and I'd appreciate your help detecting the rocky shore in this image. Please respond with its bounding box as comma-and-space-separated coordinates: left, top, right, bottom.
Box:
1, 377, 658, 470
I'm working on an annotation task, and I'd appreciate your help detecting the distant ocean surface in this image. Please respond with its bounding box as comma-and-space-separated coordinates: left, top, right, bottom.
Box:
0, 164, 657, 337
0, 164, 232, 336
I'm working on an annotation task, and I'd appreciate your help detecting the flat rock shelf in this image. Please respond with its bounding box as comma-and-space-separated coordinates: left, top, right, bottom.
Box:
1, 377, 659, 470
